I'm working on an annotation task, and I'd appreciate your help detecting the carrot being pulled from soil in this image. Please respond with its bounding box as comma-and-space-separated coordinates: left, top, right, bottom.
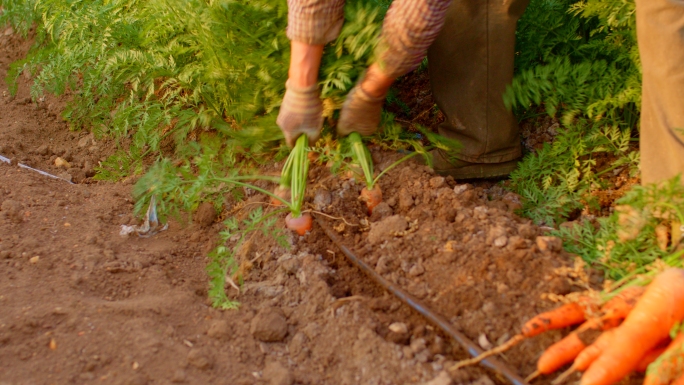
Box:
283, 135, 312, 234
580, 268, 684, 385
348, 132, 418, 215
360, 186, 382, 214
285, 212, 313, 236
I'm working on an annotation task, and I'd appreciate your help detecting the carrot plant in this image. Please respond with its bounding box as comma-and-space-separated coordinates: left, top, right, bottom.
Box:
348, 132, 419, 214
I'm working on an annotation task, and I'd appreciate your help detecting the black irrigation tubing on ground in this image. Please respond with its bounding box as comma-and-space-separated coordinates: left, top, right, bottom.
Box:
315, 215, 529, 385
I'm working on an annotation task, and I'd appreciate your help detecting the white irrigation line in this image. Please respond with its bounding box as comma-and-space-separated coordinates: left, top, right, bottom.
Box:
0, 153, 74, 184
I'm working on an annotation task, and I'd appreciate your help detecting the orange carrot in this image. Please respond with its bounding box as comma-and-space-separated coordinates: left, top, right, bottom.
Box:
673, 375, 684, 385
643, 333, 684, 385
285, 213, 313, 236
574, 329, 617, 372
538, 332, 588, 375
636, 345, 669, 373
552, 329, 617, 385
581, 268, 684, 385
523, 301, 589, 338
360, 186, 382, 215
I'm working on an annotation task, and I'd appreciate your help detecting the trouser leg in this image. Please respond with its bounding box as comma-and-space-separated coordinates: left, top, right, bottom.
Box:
636, 0, 684, 185
427, 0, 529, 163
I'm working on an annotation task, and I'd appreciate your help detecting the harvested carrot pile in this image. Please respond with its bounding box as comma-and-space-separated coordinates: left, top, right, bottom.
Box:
453, 268, 684, 385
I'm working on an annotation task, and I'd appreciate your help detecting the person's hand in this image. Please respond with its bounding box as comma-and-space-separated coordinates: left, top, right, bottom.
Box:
276, 80, 323, 147
337, 64, 393, 137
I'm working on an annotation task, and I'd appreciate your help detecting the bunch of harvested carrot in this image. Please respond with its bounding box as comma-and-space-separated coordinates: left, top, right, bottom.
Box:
531, 286, 645, 381
539, 268, 684, 385
452, 285, 646, 374
348, 132, 418, 215
451, 298, 594, 371
579, 269, 684, 385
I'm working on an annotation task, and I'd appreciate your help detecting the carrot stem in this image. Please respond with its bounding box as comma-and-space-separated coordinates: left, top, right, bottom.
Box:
289, 135, 310, 218
349, 132, 374, 189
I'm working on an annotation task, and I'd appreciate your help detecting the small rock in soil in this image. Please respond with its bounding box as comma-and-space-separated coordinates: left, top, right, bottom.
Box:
369, 201, 392, 221
35, 144, 49, 156
389, 322, 408, 335
536, 236, 562, 252
478, 333, 492, 350
408, 263, 425, 277
368, 215, 408, 245
194, 202, 216, 228
288, 332, 308, 357
493, 236, 508, 248
453, 184, 470, 195
54, 157, 70, 168
422, 371, 452, 385
250, 307, 288, 342
548, 276, 572, 295
429, 176, 446, 189
398, 188, 414, 210
207, 320, 230, 339
187, 348, 213, 370
263, 361, 293, 385
313, 189, 331, 210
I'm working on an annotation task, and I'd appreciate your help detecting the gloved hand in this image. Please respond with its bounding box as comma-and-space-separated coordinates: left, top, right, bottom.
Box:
337, 81, 386, 137
276, 80, 324, 147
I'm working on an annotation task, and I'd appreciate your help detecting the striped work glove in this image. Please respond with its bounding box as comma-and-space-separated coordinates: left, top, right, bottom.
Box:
336, 82, 386, 137
276, 80, 323, 147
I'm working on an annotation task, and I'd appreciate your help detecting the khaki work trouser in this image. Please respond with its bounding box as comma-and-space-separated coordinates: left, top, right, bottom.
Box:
637, 0, 684, 186
427, 0, 529, 163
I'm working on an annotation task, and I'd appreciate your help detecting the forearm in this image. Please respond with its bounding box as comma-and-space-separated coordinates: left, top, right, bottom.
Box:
289, 41, 324, 88
376, 0, 453, 79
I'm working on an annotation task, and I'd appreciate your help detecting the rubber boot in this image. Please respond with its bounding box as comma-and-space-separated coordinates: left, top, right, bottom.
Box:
427, 0, 529, 178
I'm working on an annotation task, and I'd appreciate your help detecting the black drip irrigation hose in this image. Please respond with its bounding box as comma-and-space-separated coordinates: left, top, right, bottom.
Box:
315, 216, 529, 385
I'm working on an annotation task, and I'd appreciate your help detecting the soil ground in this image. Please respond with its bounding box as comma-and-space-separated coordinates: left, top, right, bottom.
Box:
0, 27, 636, 385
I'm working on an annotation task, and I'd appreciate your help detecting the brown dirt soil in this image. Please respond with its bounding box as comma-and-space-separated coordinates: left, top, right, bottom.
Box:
0, 26, 638, 385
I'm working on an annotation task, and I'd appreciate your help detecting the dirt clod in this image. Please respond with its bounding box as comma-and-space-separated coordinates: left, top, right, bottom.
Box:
250, 307, 288, 342
313, 189, 331, 210
187, 348, 214, 370
207, 320, 230, 339
1, 199, 23, 223
536, 236, 562, 252
368, 215, 407, 244
194, 202, 216, 228
263, 361, 293, 385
